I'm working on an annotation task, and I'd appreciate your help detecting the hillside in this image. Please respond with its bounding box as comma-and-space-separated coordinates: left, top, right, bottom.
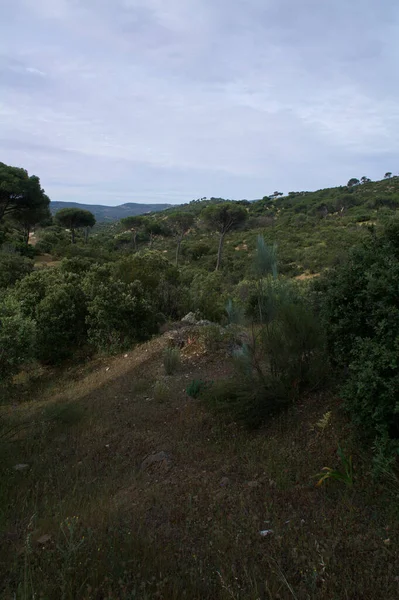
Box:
50, 201, 172, 222
1, 328, 398, 599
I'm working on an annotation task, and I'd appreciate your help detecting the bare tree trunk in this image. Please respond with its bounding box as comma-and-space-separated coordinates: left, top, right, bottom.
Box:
71, 228, 75, 244
84, 227, 89, 243
175, 237, 182, 267
215, 232, 225, 271
133, 231, 137, 251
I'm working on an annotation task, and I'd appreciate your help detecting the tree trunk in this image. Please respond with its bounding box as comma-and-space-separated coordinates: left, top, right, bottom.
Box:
24, 225, 30, 245
71, 228, 75, 244
133, 231, 137, 251
175, 238, 182, 267
216, 232, 225, 271
84, 227, 89, 243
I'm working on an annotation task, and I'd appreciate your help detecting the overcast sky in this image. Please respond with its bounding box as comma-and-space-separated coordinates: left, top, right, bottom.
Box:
1, 0, 398, 206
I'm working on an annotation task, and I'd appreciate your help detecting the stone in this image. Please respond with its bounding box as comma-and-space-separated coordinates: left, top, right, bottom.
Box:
219, 476, 230, 487
247, 481, 259, 488
181, 312, 197, 325
196, 319, 214, 327
141, 451, 171, 471
37, 534, 51, 544
13, 464, 30, 471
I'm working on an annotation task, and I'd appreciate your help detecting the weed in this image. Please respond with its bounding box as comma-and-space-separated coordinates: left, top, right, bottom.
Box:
154, 380, 169, 402
186, 379, 209, 398
315, 445, 354, 487
163, 347, 180, 375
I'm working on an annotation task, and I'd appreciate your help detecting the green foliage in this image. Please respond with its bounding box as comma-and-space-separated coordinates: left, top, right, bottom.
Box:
35, 226, 69, 253
153, 380, 170, 402
189, 271, 227, 322
0, 162, 50, 229
56, 208, 96, 243
84, 271, 157, 353
13, 269, 87, 363
202, 202, 248, 270
316, 221, 399, 459
0, 253, 33, 289
0, 294, 36, 384
186, 379, 208, 398
207, 239, 326, 427
315, 445, 354, 488
163, 347, 181, 375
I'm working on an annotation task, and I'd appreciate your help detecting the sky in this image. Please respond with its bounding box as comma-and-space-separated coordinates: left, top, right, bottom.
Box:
1, 0, 399, 206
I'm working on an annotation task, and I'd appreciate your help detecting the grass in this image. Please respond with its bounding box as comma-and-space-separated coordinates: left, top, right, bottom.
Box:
1, 331, 398, 599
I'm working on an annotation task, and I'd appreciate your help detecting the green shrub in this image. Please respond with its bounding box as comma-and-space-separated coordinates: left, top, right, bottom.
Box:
316, 221, 399, 458
0, 294, 36, 384
186, 379, 208, 398
163, 347, 180, 375
189, 271, 227, 322
0, 253, 33, 289
84, 276, 157, 352
153, 380, 169, 402
13, 270, 88, 363
208, 237, 327, 427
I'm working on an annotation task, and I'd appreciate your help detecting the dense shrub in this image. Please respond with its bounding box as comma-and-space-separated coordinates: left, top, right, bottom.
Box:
189, 271, 227, 322
0, 294, 36, 384
0, 253, 33, 289
13, 270, 88, 363
204, 238, 326, 426
315, 221, 399, 458
83, 270, 157, 352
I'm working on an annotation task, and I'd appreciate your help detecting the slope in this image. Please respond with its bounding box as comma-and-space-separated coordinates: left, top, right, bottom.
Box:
1, 326, 398, 599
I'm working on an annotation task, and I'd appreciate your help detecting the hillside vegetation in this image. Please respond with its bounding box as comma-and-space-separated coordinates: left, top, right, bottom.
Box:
1, 164, 399, 598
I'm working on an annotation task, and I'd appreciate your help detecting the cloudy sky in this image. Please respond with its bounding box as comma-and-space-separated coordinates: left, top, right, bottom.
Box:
1, 0, 398, 206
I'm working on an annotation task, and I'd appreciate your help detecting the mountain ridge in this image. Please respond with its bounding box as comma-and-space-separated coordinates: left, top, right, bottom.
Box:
50, 201, 172, 222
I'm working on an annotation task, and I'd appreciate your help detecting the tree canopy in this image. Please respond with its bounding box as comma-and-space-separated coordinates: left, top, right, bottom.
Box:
55, 208, 96, 243
202, 202, 247, 270
165, 212, 195, 265
0, 162, 50, 231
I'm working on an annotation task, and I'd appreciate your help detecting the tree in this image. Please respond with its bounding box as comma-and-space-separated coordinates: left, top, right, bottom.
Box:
0, 162, 50, 229
347, 178, 360, 187
360, 176, 371, 184
121, 215, 145, 250
144, 219, 163, 248
55, 208, 96, 243
166, 212, 195, 266
384, 172, 392, 179
202, 202, 248, 270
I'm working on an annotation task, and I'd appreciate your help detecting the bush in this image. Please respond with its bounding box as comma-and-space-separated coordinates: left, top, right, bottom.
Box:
13, 270, 88, 363
163, 347, 180, 375
0, 254, 33, 289
84, 273, 157, 352
205, 237, 327, 427
316, 221, 399, 457
0, 294, 36, 384
189, 271, 227, 322
35, 283, 88, 363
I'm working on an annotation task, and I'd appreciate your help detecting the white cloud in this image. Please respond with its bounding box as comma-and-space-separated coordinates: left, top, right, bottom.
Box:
1, 0, 399, 204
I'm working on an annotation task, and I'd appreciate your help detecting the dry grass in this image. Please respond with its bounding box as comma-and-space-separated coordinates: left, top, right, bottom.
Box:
1, 330, 398, 599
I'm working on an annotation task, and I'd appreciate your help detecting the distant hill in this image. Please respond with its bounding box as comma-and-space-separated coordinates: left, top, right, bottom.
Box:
50, 201, 172, 222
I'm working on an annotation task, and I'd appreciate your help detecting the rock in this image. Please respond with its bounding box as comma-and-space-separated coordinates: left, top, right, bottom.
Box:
196, 319, 214, 327
247, 481, 259, 488
141, 451, 171, 471
13, 464, 30, 471
219, 476, 230, 487
37, 534, 51, 545
181, 312, 197, 325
